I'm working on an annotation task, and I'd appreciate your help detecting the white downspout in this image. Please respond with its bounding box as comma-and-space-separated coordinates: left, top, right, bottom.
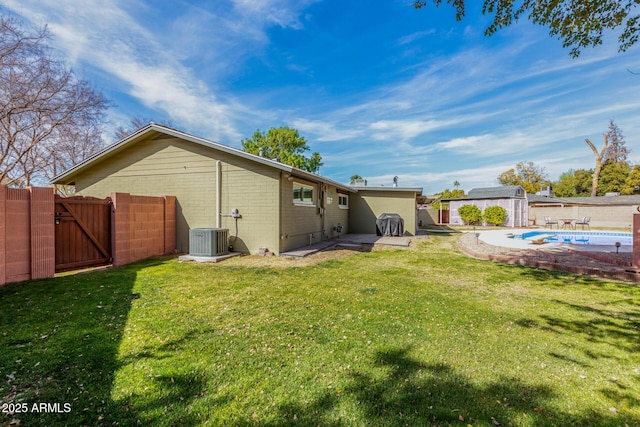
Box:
216, 160, 221, 228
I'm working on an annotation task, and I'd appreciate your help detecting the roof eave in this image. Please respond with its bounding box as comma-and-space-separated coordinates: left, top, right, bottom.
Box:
50, 123, 295, 185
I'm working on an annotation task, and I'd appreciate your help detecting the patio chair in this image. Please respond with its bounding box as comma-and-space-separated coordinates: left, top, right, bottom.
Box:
575, 216, 590, 230
544, 216, 558, 229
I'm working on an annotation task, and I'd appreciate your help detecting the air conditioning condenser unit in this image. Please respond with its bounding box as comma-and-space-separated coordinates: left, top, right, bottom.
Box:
189, 228, 229, 256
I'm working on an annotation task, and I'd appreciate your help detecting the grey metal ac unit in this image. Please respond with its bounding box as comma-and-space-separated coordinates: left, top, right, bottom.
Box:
189, 228, 229, 256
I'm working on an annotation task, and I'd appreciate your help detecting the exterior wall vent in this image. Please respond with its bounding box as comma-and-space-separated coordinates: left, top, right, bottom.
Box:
189, 228, 229, 256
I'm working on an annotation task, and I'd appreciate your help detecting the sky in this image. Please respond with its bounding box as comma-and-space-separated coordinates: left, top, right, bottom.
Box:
3, 0, 640, 193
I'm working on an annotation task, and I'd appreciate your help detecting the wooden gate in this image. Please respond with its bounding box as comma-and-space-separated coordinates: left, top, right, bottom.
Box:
439, 209, 450, 224
54, 195, 112, 272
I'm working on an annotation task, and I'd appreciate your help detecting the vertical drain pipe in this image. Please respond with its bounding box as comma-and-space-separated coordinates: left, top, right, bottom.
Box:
216, 160, 221, 228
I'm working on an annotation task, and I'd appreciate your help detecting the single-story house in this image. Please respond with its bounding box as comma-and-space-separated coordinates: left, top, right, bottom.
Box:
51, 123, 422, 255
444, 186, 528, 227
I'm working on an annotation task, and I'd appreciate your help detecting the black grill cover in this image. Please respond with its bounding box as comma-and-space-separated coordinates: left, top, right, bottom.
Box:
376, 213, 404, 236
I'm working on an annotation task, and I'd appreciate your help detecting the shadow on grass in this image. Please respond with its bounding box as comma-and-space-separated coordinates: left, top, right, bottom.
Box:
267, 347, 639, 427
517, 298, 640, 358
0, 257, 171, 426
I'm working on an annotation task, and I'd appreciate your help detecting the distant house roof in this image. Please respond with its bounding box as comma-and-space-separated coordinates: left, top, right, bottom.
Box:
441, 186, 526, 201
528, 194, 640, 206
466, 186, 526, 199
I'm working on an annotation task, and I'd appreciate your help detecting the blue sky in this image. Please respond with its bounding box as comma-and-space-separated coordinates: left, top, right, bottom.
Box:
4, 0, 640, 193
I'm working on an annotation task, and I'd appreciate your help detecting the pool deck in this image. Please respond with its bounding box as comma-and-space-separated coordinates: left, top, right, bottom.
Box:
457, 229, 639, 283
477, 229, 632, 252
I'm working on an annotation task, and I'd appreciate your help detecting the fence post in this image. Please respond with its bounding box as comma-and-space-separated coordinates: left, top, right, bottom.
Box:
0, 185, 6, 286
111, 192, 131, 267
29, 187, 55, 280
164, 196, 176, 254
634, 213, 640, 269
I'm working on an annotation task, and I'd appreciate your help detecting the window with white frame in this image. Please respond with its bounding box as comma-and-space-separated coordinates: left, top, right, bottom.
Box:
338, 194, 349, 209
293, 182, 315, 206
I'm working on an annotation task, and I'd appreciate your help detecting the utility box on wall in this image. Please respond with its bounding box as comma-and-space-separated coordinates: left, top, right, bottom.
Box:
189, 228, 229, 256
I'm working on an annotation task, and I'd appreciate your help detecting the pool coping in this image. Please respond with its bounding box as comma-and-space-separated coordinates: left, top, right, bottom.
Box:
457, 232, 640, 283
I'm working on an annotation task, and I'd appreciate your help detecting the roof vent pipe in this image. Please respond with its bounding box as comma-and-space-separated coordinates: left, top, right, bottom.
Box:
259, 148, 264, 157
393, 176, 398, 187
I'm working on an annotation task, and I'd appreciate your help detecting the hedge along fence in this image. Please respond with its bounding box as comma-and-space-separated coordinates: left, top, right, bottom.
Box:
0, 185, 176, 286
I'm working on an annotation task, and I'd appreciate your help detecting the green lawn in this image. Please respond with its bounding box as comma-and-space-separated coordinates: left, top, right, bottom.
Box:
1, 235, 639, 426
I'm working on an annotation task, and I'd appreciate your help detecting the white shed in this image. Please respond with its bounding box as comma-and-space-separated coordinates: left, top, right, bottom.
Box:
447, 186, 528, 227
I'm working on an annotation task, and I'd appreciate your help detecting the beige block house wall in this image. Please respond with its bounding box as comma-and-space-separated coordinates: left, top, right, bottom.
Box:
57, 125, 418, 256
349, 189, 418, 235
73, 136, 282, 253
279, 178, 351, 253
323, 188, 350, 240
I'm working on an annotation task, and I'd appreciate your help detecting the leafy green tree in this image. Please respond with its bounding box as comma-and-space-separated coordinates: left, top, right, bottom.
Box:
598, 161, 631, 195
241, 127, 322, 173
458, 204, 482, 225
497, 161, 548, 194
553, 169, 596, 197
574, 169, 594, 196
432, 188, 465, 210
553, 170, 577, 197
413, 0, 639, 57
483, 206, 507, 226
350, 174, 363, 184
623, 165, 640, 195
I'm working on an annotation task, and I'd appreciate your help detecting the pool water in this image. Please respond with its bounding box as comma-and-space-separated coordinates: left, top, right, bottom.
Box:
518, 231, 632, 246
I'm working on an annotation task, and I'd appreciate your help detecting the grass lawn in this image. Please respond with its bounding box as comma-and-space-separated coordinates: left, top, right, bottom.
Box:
1, 235, 639, 426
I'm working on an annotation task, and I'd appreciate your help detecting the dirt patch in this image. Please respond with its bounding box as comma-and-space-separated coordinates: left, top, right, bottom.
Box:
221, 236, 430, 268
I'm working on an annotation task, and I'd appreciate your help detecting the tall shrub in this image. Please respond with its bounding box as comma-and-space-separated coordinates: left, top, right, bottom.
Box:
458, 204, 482, 225
483, 206, 507, 226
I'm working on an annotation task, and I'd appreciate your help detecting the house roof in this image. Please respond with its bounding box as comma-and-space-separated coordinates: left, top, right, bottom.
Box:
528, 194, 640, 206
466, 186, 526, 199
441, 186, 525, 201
50, 123, 356, 193
353, 186, 423, 193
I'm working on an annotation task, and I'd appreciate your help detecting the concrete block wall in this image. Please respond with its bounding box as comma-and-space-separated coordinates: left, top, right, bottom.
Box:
218, 162, 281, 255
279, 177, 323, 252
529, 205, 635, 229
323, 187, 350, 239
111, 192, 176, 266
0, 186, 55, 285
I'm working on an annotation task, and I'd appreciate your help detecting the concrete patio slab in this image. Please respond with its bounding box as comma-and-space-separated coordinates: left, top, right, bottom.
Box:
179, 252, 242, 263
280, 233, 412, 258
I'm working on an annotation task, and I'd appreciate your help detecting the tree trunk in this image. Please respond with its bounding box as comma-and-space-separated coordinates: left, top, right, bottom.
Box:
585, 135, 608, 197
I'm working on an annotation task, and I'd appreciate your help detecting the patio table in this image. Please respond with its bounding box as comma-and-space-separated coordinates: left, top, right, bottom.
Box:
559, 219, 576, 230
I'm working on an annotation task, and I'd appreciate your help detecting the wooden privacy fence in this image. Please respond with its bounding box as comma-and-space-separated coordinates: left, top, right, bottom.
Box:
0, 186, 176, 286
55, 195, 112, 272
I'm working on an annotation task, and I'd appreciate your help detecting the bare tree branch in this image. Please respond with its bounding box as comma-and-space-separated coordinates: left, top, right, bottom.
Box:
0, 15, 109, 187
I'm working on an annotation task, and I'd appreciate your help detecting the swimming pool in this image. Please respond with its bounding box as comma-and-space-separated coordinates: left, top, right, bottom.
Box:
518, 231, 632, 246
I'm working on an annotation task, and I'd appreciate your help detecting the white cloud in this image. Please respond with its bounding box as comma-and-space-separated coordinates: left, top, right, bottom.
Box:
397, 29, 436, 46
290, 118, 363, 141
231, 0, 318, 29
3, 0, 305, 141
